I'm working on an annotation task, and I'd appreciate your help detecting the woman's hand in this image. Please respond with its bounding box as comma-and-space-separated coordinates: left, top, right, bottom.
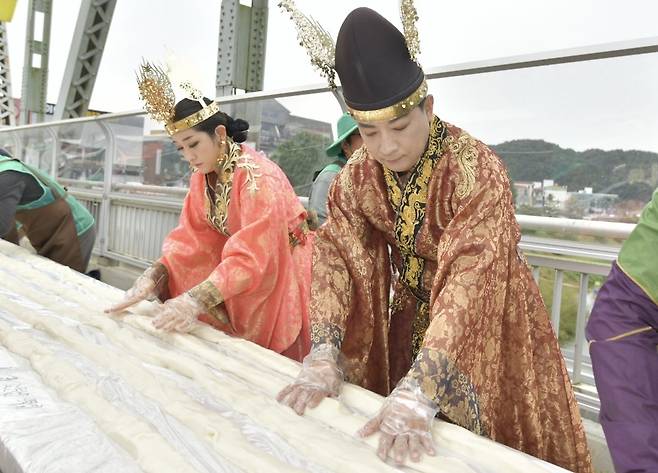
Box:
152, 292, 205, 332
105, 268, 164, 313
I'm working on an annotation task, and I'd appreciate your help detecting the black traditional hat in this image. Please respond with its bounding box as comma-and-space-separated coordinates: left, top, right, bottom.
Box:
279, 0, 425, 123
335, 7, 427, 123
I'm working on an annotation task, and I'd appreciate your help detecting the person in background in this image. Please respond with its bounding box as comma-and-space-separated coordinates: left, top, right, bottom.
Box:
308, 113, 362, 226
0, 148, 96, 274
106, 63, 313, 362
586, 187, 658, 473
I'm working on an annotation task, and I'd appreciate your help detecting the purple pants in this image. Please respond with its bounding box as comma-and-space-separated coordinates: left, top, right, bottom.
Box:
586, 262, 658, 473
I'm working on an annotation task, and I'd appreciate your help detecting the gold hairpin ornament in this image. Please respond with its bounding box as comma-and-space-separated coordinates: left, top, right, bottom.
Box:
136, 61, 176, 124
136, 60, 222, 136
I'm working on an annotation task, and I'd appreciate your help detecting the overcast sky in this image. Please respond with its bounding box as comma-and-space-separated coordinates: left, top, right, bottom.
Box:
5, 0, 658, 152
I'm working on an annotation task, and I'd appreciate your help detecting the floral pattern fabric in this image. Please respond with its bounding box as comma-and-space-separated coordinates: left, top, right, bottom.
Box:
309, 118, 592, 472
160, 145, 313, 361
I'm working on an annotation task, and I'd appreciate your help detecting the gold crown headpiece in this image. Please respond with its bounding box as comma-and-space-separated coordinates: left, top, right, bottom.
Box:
136, 61, 221, 136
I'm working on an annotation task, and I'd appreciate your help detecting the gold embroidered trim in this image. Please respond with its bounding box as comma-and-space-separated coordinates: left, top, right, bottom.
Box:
207, 305, 229, 324
288, 220, 310, 248
409, 348, 487, 436
346, 144, 368, 165
383, 117, 445, 362
236, 155, 262, 193
188, 280, 225, 311
311, 322, 344, 349
411, 301, 430, 361
205, 141, 242, 236
382, 116, 445, 303
616, 262, 658, 307
348, 80, 428, 124
443, 132, 478, 199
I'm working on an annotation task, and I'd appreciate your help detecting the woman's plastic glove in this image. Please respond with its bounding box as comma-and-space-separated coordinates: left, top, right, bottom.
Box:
105, 265, 166, 313
152, 292, 205, 333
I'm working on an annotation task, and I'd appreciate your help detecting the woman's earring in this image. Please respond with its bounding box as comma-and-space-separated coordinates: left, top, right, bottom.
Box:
216, 139, 228, 167
216, 151, 227, 168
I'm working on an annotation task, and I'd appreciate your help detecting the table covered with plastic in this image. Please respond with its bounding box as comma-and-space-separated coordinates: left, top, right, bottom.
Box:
0, 240, 568, 473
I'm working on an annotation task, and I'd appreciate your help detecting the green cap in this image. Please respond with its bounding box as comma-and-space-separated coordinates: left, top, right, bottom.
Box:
325, 113, 359, 157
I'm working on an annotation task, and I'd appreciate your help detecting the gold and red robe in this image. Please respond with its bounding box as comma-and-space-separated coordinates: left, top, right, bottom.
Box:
158, 143, 313, 361
311, 117, 592, 472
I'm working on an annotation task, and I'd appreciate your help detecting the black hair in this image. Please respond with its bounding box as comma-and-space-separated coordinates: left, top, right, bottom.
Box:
172, 97, 249, 143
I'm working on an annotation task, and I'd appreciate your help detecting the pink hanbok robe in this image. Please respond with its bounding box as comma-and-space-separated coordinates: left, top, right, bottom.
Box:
158, 143, 313, 361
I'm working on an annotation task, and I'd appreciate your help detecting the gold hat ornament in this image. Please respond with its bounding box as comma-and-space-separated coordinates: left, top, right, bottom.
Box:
278, 0, 337, 89
136, 61, 221, 136
279, 0, 425, 123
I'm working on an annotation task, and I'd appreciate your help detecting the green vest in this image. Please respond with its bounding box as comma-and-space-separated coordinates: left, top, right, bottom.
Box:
319, 162, 343, 176
0, 155, 94, 236
617, 188, 658, 304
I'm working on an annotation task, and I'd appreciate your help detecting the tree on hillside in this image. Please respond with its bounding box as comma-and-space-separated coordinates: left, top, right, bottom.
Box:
564, 195, 587, 219
494, 139, 658, 207
615, 181, 655, 202
269, 132, 333, 197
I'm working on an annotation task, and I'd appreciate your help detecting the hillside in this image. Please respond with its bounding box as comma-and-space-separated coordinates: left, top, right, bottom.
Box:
492, 139, 658, 202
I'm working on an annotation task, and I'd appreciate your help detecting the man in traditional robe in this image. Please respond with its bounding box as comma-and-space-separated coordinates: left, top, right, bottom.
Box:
278, 7, 592, 472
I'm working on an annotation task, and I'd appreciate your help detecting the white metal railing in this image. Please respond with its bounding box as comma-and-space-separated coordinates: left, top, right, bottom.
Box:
517, 215, 634, 240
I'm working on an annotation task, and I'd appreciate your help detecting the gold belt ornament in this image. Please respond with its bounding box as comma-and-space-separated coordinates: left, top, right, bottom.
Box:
289, 220, 310, 248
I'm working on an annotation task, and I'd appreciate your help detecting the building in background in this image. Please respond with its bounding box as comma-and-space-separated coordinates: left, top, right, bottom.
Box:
258, 99, 332, 156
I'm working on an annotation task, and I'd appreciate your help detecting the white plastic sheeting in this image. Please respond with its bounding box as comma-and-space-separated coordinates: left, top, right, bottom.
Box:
0, 240, 568, 473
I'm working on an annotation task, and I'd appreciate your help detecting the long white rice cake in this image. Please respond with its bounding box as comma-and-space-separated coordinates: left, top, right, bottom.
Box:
0, 240, 567, 473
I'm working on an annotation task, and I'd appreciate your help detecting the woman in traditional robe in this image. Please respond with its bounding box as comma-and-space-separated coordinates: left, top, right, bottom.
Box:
277, 7, 592, 471
107, 65, 312, 361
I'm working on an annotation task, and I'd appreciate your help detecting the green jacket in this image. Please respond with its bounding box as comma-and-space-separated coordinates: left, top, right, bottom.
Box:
617, 188, 658, 304
0, 155, 94, 236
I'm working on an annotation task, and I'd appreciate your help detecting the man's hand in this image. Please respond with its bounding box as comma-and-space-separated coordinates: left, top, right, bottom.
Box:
277, 344, 343, 415
358, 378, 438, 465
